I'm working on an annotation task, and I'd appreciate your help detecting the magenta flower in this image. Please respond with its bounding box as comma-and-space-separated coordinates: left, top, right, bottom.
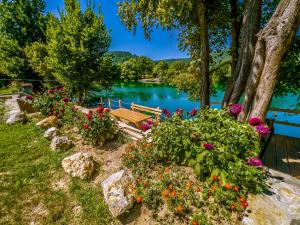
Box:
256, 124, 271, 136
141, 123, 150, 131
203, 143, 214, 150
190, 108, 197, 117
86, 111, 93, 121
96, 105, 104, 114
249, 117, 263, 126
57, 87, 64, 91
25, 95, 33, 100
48, 89, 55, 94
176, 108, 183, 117
229, 104, 243, 116
147, 120, 153, 125
247, 157, 263, 167
162, 109, 171, 117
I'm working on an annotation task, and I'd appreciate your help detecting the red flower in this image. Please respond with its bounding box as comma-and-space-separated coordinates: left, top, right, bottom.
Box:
224, 184, 231, 190
141, 123, 150, 131
86, 111, 93, 121
84, 124, 89, 130
136, 196, 142, 203
190, 108, 197, 117
192, 221, 199, 225
212, 176, 218, 181
244, 201, 249, 208
60, 109, 65, 113
63, 97, 69, 103
96, 105, 104, 114
162, 109, 171, 117
48, 89, 55, 94
57, 87, 64, 91
233, 186, 239, 192
104, 108, 110, 113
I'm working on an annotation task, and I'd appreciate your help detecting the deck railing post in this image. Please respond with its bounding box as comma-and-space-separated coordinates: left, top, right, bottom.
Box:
119, 100, 122, 108
100, 97, 103, 106
108, 98, 111, 109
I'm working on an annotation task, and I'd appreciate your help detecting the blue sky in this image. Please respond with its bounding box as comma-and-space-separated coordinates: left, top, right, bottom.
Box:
45, 0, 188, 60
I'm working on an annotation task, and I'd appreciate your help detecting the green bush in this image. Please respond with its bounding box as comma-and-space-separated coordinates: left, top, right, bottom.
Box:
33, 88, 69, 118
77, 106, 118, 146
150, 108, 266, 193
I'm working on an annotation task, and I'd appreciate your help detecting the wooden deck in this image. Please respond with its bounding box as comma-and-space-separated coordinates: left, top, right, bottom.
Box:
262, 134, 300, 179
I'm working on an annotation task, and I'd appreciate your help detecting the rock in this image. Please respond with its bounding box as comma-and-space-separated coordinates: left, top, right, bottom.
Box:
36, 116, 58, 129
242, 169, 300, 225
62, 152, 94, 179
101, 170, 136, 217
5, 111, 26, 125
50, 136, 72, 152
44, 127, 59, 140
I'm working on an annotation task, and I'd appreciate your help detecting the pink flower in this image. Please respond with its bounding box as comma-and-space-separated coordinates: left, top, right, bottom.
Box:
247, 157, 263, 167
162, 109, 171, 117
176, 108, 183, 117
141, 123, 150, 131
57, 87, 64, 91
204, 143, 214, 150
84, 124, 89, 130
147, 120, 153, 125
256, 124, 271, 136
48, 89, 55, 94
25, 95, 33, 100
249, 117, 263, 126
63, 97, 69, 103
229, 104, 243, 116
190, 108, 197, 117
86, 111, 93, 121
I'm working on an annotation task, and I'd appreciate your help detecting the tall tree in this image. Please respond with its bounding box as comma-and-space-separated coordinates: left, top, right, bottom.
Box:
238, 0, 300, 121
46, 0, 112, 103
117, 0, 212, 108
223, 0, 262, 107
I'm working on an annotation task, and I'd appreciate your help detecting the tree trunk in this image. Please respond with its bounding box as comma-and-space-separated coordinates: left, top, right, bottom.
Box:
196, 0, 210, 109
222, 0, 262, 108
238, 0, 300, 122
230, 0, 240, 76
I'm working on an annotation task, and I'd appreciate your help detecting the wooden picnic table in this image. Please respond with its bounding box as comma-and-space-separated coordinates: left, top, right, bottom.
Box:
110, 108, 152, 127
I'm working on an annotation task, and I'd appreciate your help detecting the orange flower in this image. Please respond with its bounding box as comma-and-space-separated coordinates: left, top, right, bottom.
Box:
239, 197, 245, 203
136, 196, 142, 203
186, 181, 193, 189
192, 221, 199, 225
233, 186, 239, 192
212, 176, 218, 181
171, 191, 177, 197
165, 167, 171, 173
143, 181, 149, 187
176, 205, 184, 214
230, 203, 235, 210
162, 189, 170, 197
224, 183, 231, 190
211, 185, 217, 191
195, 187, 201, 193
238, 204, 245, 209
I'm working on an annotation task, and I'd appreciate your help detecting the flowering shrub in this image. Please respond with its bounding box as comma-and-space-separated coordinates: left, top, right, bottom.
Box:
77, 105, 118, 146
248, 117, 263, 126
123, 143, 248, 224
150, 108, 266, 194
229, 104, 243, 116
33, 88, 69, 118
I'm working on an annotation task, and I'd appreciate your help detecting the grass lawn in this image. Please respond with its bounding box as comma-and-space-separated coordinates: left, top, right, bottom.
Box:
0, 122, 115, 225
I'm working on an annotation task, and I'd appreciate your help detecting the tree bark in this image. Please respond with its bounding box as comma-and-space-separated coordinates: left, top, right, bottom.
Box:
238, 0, 300, 121
230, 0, 240, 76
222, 0, 262, 108
196, 0, 210, 109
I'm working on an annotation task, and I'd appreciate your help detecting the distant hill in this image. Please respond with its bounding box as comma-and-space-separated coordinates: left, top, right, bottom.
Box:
108, 51, 137, 63
156, 58, 191, 64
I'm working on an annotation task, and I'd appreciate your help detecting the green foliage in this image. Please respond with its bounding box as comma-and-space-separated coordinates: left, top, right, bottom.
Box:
120, 56, 154, 81
150, 108, 266, 193
46, 0, 112, 102
152, 60, 169, 79
78, 107, 118, 146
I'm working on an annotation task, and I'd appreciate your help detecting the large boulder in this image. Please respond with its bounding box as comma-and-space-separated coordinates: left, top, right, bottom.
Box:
50, 136, 72, 152
242, 169, 300, 225
5, 110, 26, 125
62, 152, 94, 179
36, 116, 58, 129
44, 127, 59, 140
101, 170, 136, 217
